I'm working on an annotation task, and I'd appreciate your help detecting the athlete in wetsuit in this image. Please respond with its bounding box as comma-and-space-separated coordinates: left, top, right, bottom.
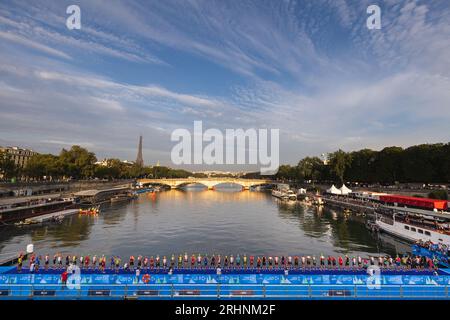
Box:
84, 256, 90, 269
184, 253, 188, 267
150, 256, 155, 269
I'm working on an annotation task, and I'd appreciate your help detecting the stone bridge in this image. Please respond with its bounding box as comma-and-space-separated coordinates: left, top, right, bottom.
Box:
137, 178, 273, 190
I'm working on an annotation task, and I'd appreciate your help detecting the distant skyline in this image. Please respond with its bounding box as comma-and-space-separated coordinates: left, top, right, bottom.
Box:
1, 0, 450, 172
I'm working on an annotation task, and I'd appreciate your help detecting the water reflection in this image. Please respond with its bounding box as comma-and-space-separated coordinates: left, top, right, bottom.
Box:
0, 190, 408, 258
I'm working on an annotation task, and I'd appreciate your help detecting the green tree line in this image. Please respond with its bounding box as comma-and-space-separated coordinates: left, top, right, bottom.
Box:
250, 143, 450, 184
1, 145, 196, 181
3, 142, 450, 183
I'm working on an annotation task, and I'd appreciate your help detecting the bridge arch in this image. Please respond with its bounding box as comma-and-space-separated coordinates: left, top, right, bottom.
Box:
138, 178, 273, 190
139, 181, 173, 189
176, 182, 208, 189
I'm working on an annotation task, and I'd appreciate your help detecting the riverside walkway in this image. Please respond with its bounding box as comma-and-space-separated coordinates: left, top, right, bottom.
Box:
322, 196, 378, 214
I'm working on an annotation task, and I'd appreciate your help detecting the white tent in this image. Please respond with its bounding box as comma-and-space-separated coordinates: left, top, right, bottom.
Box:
326, 185, 340, 195
339, 184, 352, 195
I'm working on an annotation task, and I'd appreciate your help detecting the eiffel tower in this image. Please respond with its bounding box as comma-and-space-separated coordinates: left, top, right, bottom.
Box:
135, 135, 144, 167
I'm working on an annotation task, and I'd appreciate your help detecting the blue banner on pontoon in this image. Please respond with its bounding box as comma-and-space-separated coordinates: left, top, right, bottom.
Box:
0, 272, 449, 286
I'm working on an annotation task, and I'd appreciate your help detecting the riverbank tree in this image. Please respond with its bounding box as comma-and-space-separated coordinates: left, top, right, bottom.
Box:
249, 142, 450, 184
10, 142, 450, 184
20, 145, 195, 181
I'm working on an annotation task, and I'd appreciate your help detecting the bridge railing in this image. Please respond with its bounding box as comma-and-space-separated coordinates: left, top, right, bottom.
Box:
0, 284, 448, 299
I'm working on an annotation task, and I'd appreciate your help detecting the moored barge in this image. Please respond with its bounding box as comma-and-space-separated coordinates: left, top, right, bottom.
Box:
0, 198, 76, 225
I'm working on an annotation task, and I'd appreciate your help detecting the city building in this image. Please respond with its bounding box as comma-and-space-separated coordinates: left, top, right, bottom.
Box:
0, 146, 38, 168
321, 153, 329, 165
94, 159, 109, 167
94, 159, 135, 166
122, 160, 135, 166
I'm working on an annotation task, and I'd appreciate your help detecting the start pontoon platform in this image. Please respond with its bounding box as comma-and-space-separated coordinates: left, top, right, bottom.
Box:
0, 266, 449, 300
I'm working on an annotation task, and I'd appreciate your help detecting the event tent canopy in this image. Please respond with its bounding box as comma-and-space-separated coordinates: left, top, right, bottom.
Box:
339, 184, 352, 195
326, 185, 340, 194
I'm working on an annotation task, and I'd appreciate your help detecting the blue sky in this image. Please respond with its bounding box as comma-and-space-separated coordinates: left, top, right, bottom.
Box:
0, 0, 449, 171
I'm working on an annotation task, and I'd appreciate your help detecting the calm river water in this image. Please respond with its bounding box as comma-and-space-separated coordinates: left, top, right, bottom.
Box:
0, 187, 410, 259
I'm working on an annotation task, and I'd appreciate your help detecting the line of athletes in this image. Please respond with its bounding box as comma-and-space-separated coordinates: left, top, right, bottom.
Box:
18, 252, 437, 272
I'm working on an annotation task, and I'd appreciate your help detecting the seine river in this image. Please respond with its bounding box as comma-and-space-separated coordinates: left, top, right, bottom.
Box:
0, 186, 410, 259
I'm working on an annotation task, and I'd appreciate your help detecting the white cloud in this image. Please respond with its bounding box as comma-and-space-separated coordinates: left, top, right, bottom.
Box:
0, 30, 72, 60
33, 70, 221, 109
0, 8, 164, 65
1, 0, 449, 167
41, 139, 95, 148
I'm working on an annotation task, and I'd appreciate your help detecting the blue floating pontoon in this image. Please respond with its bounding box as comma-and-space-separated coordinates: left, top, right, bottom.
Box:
0, 266, 449, 300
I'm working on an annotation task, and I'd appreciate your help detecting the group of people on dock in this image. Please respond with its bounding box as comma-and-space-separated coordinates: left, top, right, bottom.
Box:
416, 240, 449, 257
16, 252, 439, 273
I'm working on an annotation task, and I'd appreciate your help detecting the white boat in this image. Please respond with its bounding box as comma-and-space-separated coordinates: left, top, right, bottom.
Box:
272, 184, 296, 200
285, 190, 298, 201
375, 206, 450, 245
271, 189, 287, 199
